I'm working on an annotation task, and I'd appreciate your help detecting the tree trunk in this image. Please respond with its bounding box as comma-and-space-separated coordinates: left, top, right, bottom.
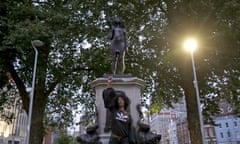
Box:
29, 97, 45, 144
4, 61, 47, 144
29, 45, 50, 144
179, 53, 203, 144
164, 0, 204, 142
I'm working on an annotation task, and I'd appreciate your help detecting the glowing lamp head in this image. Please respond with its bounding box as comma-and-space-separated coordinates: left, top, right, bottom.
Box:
184, 39, 197, 52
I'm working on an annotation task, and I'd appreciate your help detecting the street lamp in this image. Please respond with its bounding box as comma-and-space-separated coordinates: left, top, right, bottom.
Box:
26, 40, 44, 144
184, 38, 205, 144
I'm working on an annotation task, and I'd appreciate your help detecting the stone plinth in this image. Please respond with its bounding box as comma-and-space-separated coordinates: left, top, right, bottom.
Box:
90, 77, 145, 143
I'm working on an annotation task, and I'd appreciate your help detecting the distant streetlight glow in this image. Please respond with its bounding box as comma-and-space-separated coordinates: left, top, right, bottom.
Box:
184, 39, 197, 52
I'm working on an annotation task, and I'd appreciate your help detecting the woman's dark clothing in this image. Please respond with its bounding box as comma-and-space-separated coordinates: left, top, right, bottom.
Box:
111, 110, 130, 138
103, 88, 131, 144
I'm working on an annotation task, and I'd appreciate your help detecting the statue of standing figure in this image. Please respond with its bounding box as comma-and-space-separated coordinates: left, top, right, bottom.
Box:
107, 17, 128, 75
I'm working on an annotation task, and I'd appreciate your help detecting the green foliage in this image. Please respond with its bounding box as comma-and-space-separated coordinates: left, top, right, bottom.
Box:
55, 131, 77, 144
0, 0, 239, 143
0, 86, 21, 124
152, 0, 240, 116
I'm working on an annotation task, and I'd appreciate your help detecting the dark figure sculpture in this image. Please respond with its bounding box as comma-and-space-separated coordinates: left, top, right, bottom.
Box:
107, 17, 128, 74
102, 77, 133, 144
137, 121, 161, 144
76, 124, 102, 144
136, 107, 161, 144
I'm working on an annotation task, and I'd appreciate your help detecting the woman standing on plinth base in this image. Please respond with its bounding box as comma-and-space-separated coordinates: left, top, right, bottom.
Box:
102, 77, 133, 144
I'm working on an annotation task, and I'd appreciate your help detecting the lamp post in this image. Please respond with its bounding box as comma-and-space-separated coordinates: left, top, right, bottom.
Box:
26, 40, 44, 144
184, 39, 205, 144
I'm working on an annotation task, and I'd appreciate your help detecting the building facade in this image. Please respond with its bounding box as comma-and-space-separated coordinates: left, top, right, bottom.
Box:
0, 106, 28, 143
214, 116, 240, 144
204, 124, 217, 144
0, 86, 28, 144
150, 96, 189, 144
151, 111, 172, 144
0, 75, 66, 144
213, 100, 240, 144
176, 118, 190, 144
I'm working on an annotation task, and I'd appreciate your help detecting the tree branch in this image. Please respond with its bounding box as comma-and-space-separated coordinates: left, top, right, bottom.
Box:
6, 62, 29, 114
45, 67, 93, 96
158, 2, 169, 18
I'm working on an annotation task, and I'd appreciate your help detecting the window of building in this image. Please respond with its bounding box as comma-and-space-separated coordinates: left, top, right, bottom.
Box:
8, 141, 20, 144
237, 132, 240, 138
227, 131, 231, 137
234, 121, 237, 127
220, 132, 224, 138
206, 128, 210, 137
226, 122, 229, 127
219, 123, 222, 128
209, 128, 214, 137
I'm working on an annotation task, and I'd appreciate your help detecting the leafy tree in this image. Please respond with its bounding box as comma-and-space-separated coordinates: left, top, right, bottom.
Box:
0, 1, 239, 144
156, 0, 240, 143
0, 1, 104, 143
0, 1, 179, 143
54, 131, 77, 144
